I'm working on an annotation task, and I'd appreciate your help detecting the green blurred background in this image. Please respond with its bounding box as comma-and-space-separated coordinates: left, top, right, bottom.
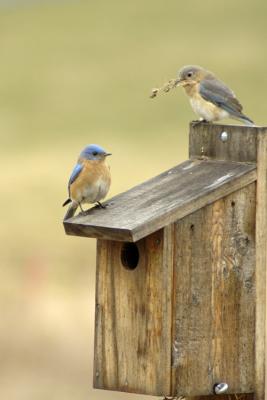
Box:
0, 0, 266, 399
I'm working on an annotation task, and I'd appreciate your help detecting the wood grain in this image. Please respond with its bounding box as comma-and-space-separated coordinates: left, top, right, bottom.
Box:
189, 122, 262, 162
255, 130, 267, 400
187, 395, 253, 400
64, 159, 256, 242
94, 226, 174, 396
172, 183, 256, 397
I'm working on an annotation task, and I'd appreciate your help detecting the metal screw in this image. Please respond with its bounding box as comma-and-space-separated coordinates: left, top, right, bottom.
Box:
220, 131, 228, 142
214, 382, 228, 394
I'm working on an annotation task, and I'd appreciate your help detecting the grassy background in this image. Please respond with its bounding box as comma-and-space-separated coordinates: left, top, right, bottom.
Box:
0, 1, 266, 399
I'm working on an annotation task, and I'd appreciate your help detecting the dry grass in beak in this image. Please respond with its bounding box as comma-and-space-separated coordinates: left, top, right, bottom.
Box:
150, 77, 178, 98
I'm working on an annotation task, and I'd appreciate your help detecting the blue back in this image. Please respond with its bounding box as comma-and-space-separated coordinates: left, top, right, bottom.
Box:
68, 163, 83, 195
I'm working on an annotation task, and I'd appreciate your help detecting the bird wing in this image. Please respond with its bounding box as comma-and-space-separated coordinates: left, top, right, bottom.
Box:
199, 78, 243, 115
68, 163, 84, 195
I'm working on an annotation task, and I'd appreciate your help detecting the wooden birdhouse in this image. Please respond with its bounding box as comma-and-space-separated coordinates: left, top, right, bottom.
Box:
63, 123, 267, 400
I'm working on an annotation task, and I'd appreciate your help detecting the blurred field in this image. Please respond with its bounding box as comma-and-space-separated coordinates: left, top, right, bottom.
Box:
0, 1, 266, 399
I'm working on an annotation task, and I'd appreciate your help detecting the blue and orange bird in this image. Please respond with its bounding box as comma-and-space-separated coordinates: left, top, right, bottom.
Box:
63, 144, 111, 218
175, 65, 254, 125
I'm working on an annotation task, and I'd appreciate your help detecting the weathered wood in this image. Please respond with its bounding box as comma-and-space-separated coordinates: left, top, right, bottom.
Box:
255, 131, 267, 400
64, 160, 256, 242
188, 395, 253, 400
189, 122, 261, 162
172, 183, 256, 397
94, 226, 174, 396
62, 123, 267, 399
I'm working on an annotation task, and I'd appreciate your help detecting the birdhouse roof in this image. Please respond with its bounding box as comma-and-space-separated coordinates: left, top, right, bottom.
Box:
63, 158, 256, 242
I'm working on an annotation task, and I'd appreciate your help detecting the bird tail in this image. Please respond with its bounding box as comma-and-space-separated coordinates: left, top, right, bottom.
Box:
62, 198, 78, 220
63, 202, 78, 220
62, 198, 72, 207
239, 113, 255, 126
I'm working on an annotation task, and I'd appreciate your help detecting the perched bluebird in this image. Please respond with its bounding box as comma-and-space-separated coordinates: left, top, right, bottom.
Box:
63, 144, 111, 218
175, 65, 254, 125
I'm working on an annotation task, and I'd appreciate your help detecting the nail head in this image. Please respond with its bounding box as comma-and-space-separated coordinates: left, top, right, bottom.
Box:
220, 131, 228, 142
214, 382, 228, 394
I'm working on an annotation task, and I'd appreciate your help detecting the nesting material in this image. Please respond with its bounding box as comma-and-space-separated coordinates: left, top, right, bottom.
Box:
150, 78, 178, 98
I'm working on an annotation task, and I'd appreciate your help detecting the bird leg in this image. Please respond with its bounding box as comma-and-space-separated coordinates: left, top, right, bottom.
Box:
78, 202, 87, 215
96, 201, 106, 209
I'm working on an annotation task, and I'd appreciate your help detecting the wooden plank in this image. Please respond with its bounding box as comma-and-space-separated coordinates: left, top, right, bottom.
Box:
255, 130, 267, 400
189, 122, 262, 162
188, 395, 253, 400
93, 226, 174, 396
172, 183, 256, 397
64, 160, 256, 242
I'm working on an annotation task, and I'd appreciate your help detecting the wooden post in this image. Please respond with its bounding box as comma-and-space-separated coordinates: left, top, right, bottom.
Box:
255, 132, 267, 400
172, 184, 256, 396
188, 122, 267, 400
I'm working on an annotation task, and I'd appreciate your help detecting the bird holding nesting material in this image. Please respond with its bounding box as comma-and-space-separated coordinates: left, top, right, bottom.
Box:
63, 144, 111, 218
151, 65, 254, 126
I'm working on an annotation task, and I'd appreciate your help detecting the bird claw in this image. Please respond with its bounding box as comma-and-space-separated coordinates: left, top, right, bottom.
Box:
79, 210, 87, 216
195, 155, 210, 161
191, 119, 210, 125
95, 201, 108, 209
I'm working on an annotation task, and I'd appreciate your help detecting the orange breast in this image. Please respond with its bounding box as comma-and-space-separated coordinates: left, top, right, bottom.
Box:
70, 159, 111, 204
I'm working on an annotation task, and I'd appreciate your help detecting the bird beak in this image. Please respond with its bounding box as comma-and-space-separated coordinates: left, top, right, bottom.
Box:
174, 78, 182, 86
104, 152, 112, 157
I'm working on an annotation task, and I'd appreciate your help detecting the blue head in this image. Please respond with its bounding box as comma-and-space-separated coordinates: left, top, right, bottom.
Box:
79, 144, 111, 161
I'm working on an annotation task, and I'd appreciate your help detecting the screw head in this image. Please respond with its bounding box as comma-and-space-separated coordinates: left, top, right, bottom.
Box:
214, 382, 228, 394
220, 131, 228, 142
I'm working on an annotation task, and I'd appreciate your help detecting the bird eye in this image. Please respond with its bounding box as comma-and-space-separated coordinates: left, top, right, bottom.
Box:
92, 151, 98, 156
187, 72, 193, 78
